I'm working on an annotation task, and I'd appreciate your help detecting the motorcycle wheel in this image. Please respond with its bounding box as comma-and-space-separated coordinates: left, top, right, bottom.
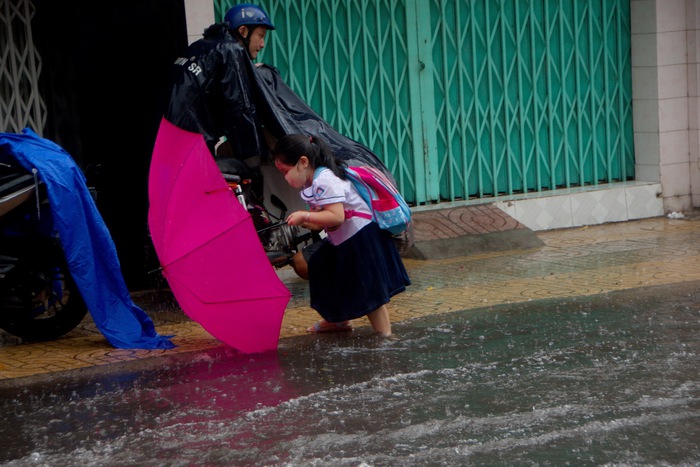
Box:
0, 243, 88, 341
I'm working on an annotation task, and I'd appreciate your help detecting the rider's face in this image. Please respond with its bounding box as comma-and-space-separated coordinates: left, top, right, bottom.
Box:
240, 26, 268, 59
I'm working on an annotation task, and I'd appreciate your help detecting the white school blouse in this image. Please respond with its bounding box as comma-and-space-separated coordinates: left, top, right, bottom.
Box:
301, 168, 371, 245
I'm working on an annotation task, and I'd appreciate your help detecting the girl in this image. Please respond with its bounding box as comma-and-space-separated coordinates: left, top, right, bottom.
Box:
273, 134, 410, 336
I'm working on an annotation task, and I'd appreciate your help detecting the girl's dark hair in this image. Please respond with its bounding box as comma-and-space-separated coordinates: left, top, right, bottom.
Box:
273, 134, 346, 179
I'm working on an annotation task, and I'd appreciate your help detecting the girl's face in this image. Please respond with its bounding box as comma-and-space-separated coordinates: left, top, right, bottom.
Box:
275, 156, 311, 189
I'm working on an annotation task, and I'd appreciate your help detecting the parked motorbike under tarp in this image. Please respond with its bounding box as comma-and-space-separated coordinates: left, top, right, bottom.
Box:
0, 129, 174, 349
0, 157, 87, 341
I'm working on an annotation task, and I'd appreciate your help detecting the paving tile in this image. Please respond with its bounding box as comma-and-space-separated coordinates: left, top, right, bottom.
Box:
2, 216, 700, 382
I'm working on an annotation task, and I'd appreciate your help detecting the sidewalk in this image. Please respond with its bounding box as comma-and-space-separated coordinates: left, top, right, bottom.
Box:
1, 210, 699, 383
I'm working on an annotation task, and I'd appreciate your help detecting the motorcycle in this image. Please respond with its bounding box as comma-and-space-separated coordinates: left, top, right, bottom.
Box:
215, 156, 318, 268
0, 156, 88, 341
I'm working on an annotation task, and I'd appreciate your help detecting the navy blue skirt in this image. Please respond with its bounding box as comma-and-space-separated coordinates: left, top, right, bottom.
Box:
308, 222, 410, 322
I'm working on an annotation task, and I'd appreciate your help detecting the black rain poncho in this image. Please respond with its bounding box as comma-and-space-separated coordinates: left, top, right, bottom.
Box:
164, 22, 390, 173
164, 23, 266, 158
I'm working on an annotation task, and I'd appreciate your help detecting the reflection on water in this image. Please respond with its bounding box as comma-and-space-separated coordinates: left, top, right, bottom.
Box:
1, 282, 699, 465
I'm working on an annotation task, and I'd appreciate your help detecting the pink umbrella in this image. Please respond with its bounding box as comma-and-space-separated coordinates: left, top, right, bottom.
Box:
148, 118, 290, 353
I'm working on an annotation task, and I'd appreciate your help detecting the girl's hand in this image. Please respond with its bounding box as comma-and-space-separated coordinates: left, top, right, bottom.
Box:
286, 204, 344, 229
286, 211, 308, 227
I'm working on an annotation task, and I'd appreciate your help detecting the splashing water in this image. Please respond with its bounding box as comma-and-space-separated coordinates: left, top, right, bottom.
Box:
1, 282, 698, 465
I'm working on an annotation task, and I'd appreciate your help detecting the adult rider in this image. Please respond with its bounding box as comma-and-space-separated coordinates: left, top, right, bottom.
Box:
164, 3, 275, 159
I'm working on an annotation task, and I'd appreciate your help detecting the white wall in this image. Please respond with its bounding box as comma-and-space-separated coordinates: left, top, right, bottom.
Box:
184, 0, 215, 45
689, 0, 700, 206
631, 0, 700, 212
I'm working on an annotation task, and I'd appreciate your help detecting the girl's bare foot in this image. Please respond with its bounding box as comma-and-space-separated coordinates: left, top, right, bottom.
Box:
367, 305, 391, 336
306, 320, 352, 333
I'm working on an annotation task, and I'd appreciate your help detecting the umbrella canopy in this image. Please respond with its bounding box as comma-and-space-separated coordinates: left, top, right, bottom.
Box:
148, 118, 290, 353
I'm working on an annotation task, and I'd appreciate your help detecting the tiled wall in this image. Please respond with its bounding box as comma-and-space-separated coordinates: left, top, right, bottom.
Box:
632, 0, 700, 212
495, 182, 664, 231
689, 0, 700, 207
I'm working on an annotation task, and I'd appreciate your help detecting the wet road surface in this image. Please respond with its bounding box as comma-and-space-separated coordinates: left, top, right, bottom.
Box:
1, 281, 698, 465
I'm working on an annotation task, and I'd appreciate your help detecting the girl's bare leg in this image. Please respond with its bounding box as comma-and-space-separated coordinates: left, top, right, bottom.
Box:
289, 251, 309, 280
367, 305, 392, 336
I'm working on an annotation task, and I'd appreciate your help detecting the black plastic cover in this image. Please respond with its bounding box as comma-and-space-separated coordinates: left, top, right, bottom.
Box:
165, 23, 390, 175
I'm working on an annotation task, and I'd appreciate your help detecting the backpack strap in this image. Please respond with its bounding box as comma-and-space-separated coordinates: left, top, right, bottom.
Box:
313, 167, 329, 180
344, 209, 372, 220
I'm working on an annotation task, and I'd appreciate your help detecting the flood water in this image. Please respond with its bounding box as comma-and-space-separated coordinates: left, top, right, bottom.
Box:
1, 282, 699, 466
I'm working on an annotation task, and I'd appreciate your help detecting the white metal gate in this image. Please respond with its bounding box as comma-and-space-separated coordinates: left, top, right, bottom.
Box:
0, 0, 46, 135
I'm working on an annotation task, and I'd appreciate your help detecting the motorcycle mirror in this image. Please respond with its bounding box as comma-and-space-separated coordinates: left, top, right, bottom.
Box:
270, 194, 287, 213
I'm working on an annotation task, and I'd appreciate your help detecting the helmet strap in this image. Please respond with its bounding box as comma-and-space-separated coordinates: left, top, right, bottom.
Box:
235, 25, 254, 59
237, 25, 250, 39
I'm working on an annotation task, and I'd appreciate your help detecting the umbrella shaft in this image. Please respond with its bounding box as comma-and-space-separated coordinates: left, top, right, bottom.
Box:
257, 221, 287, 234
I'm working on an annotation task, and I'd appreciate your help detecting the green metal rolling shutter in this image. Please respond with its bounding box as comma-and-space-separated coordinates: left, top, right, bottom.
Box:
215, 0, 634, 205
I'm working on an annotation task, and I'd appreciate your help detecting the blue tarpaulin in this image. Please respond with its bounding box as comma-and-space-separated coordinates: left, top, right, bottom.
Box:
0, 128, 174, 349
